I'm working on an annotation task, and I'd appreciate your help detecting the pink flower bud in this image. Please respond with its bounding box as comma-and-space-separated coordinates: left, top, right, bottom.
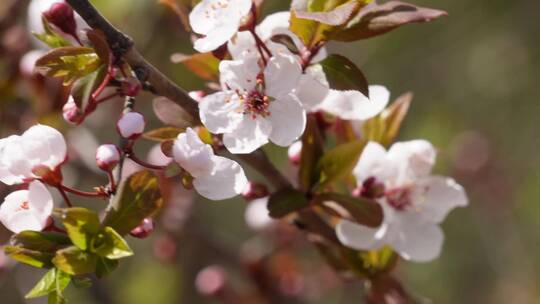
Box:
195, 265, 227, 297
43, 2, 77, 37
96, 144, 121, 171
62, 96, 83, 125
129, 218, 155, 239
188, 90, 205, 102
117, 112, 145, 140
242, 182, 268, 201
287, 141, 302, 165
121, 76, 141, 97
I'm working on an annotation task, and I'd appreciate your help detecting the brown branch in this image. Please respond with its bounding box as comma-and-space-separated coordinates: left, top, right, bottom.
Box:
66, 0, 200, 121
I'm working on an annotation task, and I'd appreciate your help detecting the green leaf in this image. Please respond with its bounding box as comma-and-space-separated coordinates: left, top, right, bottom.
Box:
290, 0, 371, 48
72, 277, 93, 289
25, 268, 71, 300
33, 16, 72, 48
95, 257, 119, 278
59, 207, 101, 251
10, 231, 71, 252
298, 115, 324, 191
85, 29, 111, 64
270, 34, 300, 54
268, 188, 310, 218
70, 65, 108, 111
315, 139, 367, 190
103, 171, 163, 236
315, 193, 383, 227
362, 92, 412, 146
316, 54, 369, 96
4, 246, 54, 268
35, 47, 102, 85
332, 1, 448, 42
91, 227, 133, 260
143, 127, 184, 142
171, 52, 220, 82
52, 246, 98, 276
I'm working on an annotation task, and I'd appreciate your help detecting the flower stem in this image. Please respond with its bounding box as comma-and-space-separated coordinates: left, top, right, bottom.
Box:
60, 185, 107, 198
56, 186, 73, 208
128, 152, 167, 171
107, 170, 117, 194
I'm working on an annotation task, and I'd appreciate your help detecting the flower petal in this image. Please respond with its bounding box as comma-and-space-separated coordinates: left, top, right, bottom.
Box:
267, 94, 306, 147
414, 176, 468, 224
220, 57, 260, 92
223, 117, 272, 154
352, 141, 394, 185
318, 88, 387, 121
391, 219, 444, 263
244, 197, 274, 230
264, 53, 302, 98
193, 156, 248, 200
388, 140, 436, 182
295, 65, 329, 111
0, 190, 29, 216
173, 128, 215, 177
199, 91, 243, 134
2, 211, 45, 233
228, 31, 257, 60
23, 124, 67, 168
28, 181, 54, 216
336, 219, 386, 251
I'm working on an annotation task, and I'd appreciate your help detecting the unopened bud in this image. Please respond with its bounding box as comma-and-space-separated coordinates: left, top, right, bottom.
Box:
121, 77, 141, 97
195, 265, 227, 297
287, 141, 302, 165
242, 182, 269, 201
43, 2, 77, 37
117, 112, 145, 140
188, 90, 205, 102
62, 96, 83, 125
96, 144, 121, 171
130, 218, 155, 239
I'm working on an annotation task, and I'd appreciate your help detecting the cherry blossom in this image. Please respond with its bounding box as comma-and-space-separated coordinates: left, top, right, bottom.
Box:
117, 112, 145, 140
189, 0, 253, 53
199, 53, 306, 154
172, 128, 248, 200
0, 181, 54, 233
0, 125, 67, 186
336, 140, 468, 262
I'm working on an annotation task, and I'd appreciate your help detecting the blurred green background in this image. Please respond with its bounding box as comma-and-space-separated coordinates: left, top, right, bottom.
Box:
0, 0, 539, 303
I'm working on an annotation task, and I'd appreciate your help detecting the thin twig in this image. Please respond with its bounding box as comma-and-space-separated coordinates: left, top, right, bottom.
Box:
56, 187, 73, 207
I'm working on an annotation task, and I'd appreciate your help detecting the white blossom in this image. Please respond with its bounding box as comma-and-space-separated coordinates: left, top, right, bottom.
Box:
244, 197, 274, 230
200, 53, 306, 154
117, 112, 145, 139
189, 0, 253, 53
0, 181, 54, 233
336, 140, 468, 262
172, 128, 248, 200
0, 125, 67, 185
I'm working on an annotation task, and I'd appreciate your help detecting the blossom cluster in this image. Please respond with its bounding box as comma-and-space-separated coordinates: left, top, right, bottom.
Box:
1, 1, 464, 300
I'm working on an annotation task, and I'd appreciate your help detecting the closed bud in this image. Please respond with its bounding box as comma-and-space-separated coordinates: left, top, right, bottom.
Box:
96, 144, 121, 171
130, 218, 155, 239
195, 265, 227, 297
242, 182, 268, 201
117, 112, 145, 140
43, 2, 77, 37
188, 90, 205, 102
62, 96, 83, 125
121, 76, 141, 97
287, 141, 302, 165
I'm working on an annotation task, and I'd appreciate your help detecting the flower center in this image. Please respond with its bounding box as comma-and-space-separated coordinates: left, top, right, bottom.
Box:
241, 91, 271, 119
20, 201, 30, 210
385, 187, 412, 211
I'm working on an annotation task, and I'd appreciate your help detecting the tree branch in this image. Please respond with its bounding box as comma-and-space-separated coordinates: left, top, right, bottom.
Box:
66, 0, 199, 121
